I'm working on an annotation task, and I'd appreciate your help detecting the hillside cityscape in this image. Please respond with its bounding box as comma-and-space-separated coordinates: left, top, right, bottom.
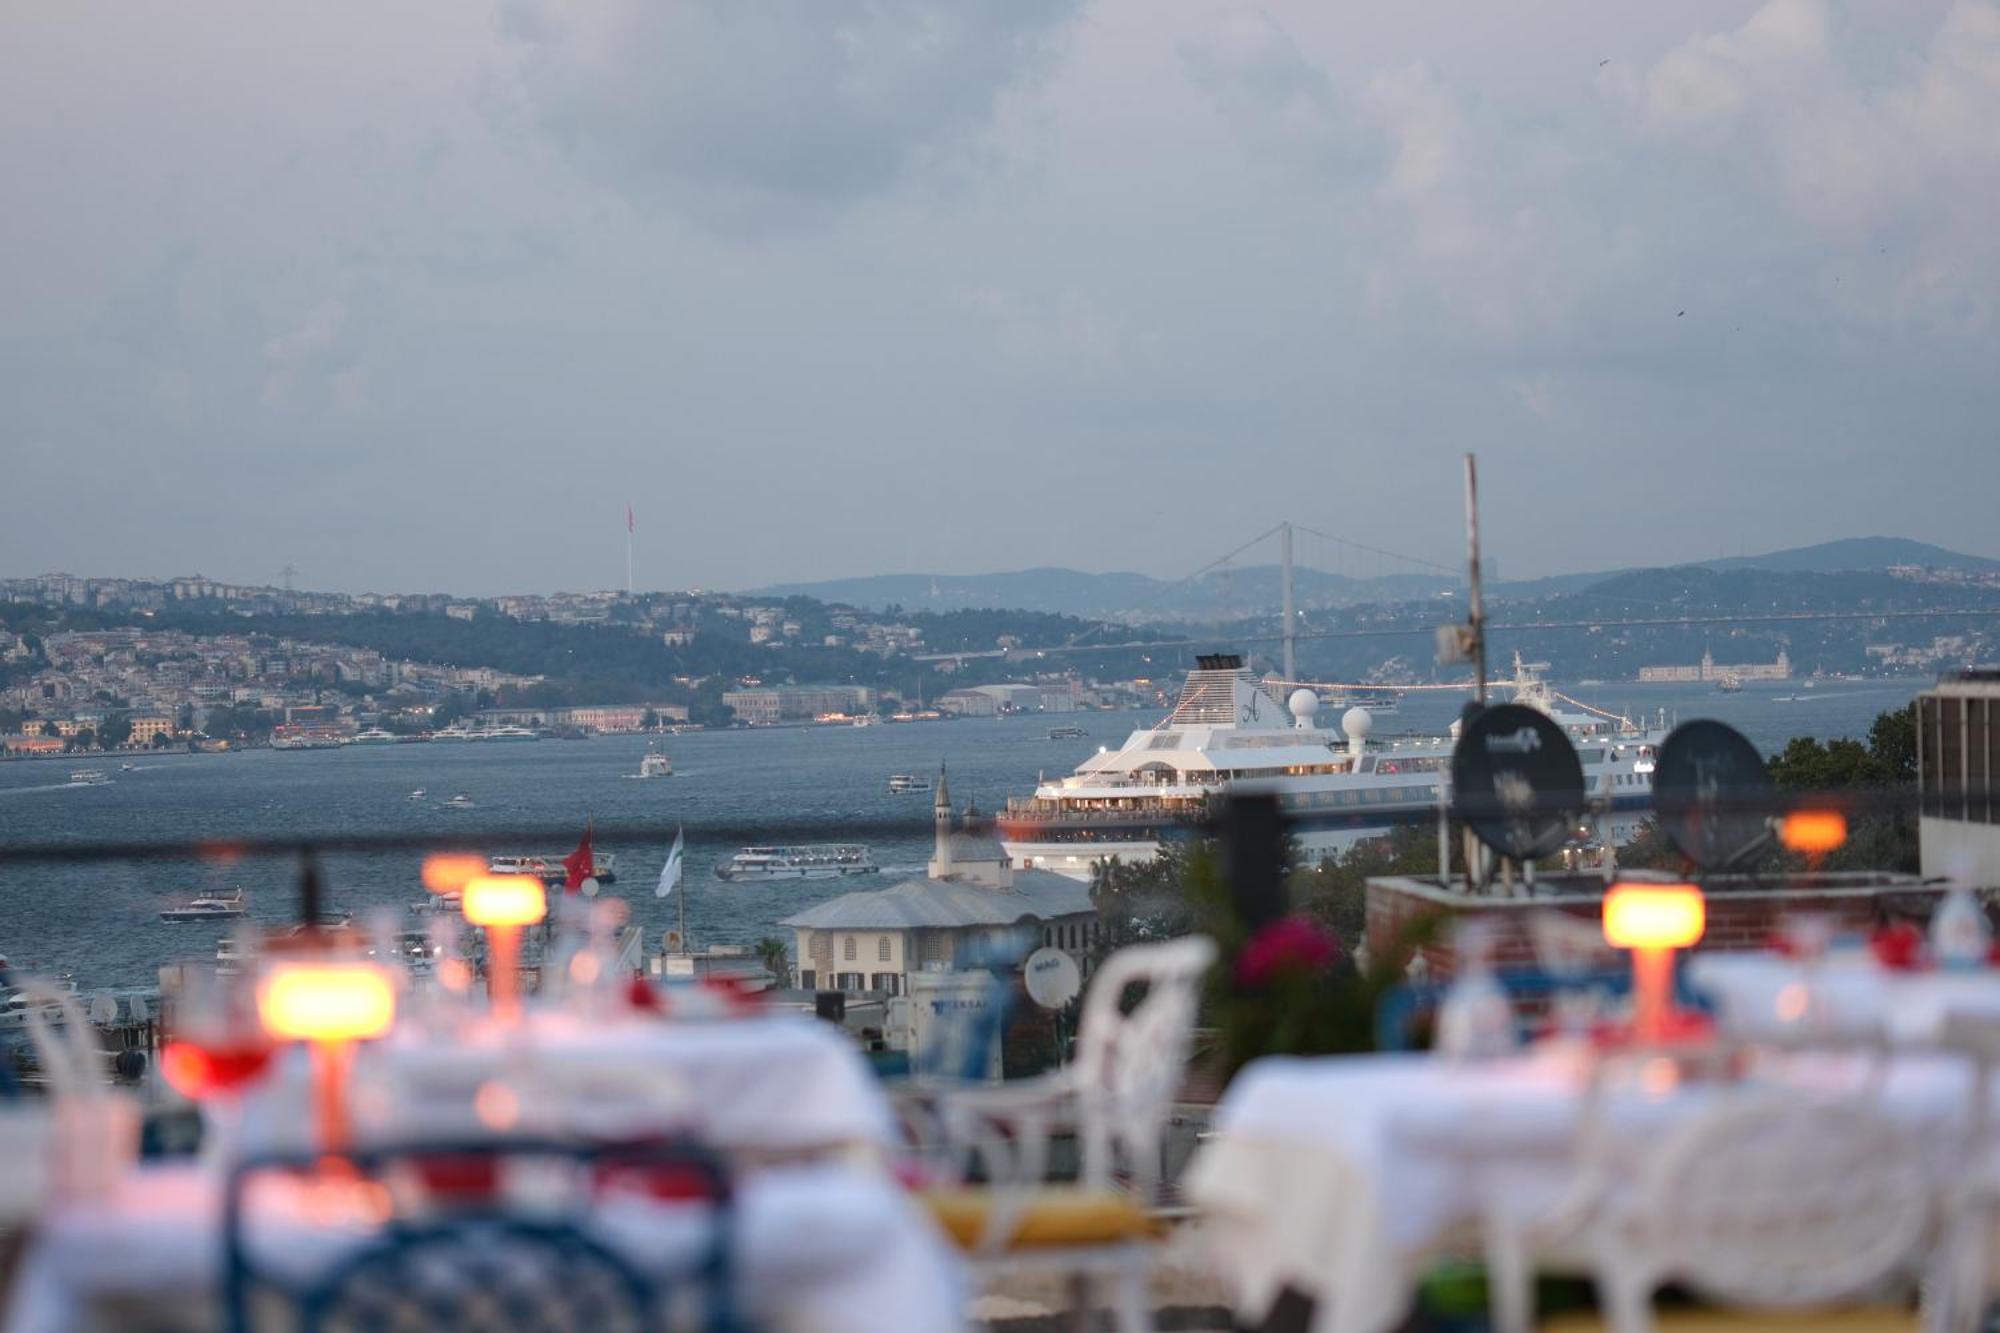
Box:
5, 535, 1997, 756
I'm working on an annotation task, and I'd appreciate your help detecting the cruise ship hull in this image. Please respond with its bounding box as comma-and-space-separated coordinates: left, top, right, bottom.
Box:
1001, 794, 1656, 880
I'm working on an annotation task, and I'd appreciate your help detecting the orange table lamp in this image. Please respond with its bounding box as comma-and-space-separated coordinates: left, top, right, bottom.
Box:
1602, 882, 1705, 1043
462, 876, 547, 1021
257, 962, 396, 1155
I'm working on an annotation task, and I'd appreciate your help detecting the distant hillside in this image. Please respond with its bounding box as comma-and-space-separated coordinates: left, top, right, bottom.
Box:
1492, 537, 2000, 599
755, 564, 1455, 619
760, 537, 1996, 619
1696, 537, 2000, 575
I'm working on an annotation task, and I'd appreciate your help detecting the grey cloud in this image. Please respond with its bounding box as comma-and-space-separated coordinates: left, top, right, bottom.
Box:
498, 0, 1085, 226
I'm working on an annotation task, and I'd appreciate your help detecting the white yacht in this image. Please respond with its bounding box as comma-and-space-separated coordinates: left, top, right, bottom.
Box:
160, 889, 246, 923
714, 845, 879, 882
348, 728, 400, 746
444, 793, 475, 810
488, 852, 617, 885
431, 725, 478, 743
481, 725, 540, 743
997, 653, 1665, 881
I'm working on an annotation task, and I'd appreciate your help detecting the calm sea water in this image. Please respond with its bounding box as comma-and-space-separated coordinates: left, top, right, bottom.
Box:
0, 679, 1927, 988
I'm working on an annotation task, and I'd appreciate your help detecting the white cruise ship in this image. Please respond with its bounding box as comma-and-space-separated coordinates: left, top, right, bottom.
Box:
997, 653, 1664, 881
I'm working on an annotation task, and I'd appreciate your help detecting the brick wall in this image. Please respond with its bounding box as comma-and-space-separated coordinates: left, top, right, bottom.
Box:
1366, 872, 1950, 981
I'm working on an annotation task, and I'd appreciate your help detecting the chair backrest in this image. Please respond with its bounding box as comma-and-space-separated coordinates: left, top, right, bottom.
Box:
225, 1137, 738, 1333
1068, 936, 1216, 1195
1633, 1091, 1932, 1307
1938, 1010, 2000, 1142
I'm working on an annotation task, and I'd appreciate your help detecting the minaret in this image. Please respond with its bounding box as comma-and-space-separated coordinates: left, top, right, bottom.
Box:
929, 763, 954, 879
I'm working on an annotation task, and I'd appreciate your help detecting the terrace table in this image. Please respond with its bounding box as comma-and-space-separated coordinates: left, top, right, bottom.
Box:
5, 1012, 963, 1333
1689, 950, 2000, 1043
1185, 1046, 1975, 1333
235, 1010, 900, 1159
4, 1157, 962, 1333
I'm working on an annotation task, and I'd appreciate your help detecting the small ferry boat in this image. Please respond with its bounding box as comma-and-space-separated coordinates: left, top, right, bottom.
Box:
1047, 725, 1088, 740
887, 773, 931, 793
637, 748, 673, 779
487, 853, 618, 885
714, 845, 879, 882
161, 889, 246, 923
69, 769, 110, 786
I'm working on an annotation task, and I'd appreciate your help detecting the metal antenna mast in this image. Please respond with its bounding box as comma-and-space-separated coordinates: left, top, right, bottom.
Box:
279, 564, 299, 594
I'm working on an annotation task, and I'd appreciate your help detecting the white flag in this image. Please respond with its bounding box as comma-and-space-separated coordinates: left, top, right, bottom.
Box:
656, 826, 684, 898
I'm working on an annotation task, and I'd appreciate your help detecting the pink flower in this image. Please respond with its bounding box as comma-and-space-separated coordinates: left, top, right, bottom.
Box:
1236, 914, 1343, 987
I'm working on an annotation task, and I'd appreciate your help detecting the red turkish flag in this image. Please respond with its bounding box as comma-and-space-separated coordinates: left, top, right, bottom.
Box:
561, 824, 595, 894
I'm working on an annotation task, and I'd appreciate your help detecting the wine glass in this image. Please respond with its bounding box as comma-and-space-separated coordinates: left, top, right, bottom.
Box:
161, 952, 276, 1162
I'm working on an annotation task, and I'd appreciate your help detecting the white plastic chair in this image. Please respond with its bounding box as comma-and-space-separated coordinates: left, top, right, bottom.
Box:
912, 936, 1217, 1333
1590, 1092, 1932, 1331
1485, 1046, 1934, 1333
1925, 1011, 2000, 1333
16, 980, 140, 1207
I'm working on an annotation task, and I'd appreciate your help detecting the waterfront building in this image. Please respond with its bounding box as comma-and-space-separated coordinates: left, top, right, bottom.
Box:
1638, 648, 1791, 683
780, 769, 1096, 997
722, 684, 875, 725
1917, 671, 2000, 885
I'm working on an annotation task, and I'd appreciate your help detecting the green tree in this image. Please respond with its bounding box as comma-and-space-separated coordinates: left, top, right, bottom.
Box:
640, 707, 660, 731
754, 936, 792, 985
98, 714, 133, 749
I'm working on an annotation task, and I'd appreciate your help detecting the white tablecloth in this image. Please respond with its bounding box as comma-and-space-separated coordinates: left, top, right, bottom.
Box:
238, 1010, 897, 1157
1186, 1047, 1976, 1333
5, 1159, 964, 1333
1689, 952, 2000, 1043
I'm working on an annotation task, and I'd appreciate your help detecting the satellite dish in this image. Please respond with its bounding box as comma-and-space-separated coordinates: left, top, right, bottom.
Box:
1023, 946, 1082, 1010
1652, 719, 1774, 870
1451, 704, 1586, 861
89, 994, 118, 1025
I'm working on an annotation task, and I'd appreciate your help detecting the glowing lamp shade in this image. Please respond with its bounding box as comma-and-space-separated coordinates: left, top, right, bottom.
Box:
462, 876, 547, 928
258, 962, 397, 1044
422, 853, 486, 895
1781, 809, 1848, 857
1602, 883, 1706, 951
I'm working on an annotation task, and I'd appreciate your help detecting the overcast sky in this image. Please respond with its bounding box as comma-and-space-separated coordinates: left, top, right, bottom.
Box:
5, 1, 1998, 595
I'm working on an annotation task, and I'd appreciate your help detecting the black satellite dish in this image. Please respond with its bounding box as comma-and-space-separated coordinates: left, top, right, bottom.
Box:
1451, 704, 1586, 861
1652, 719, 1774, 870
